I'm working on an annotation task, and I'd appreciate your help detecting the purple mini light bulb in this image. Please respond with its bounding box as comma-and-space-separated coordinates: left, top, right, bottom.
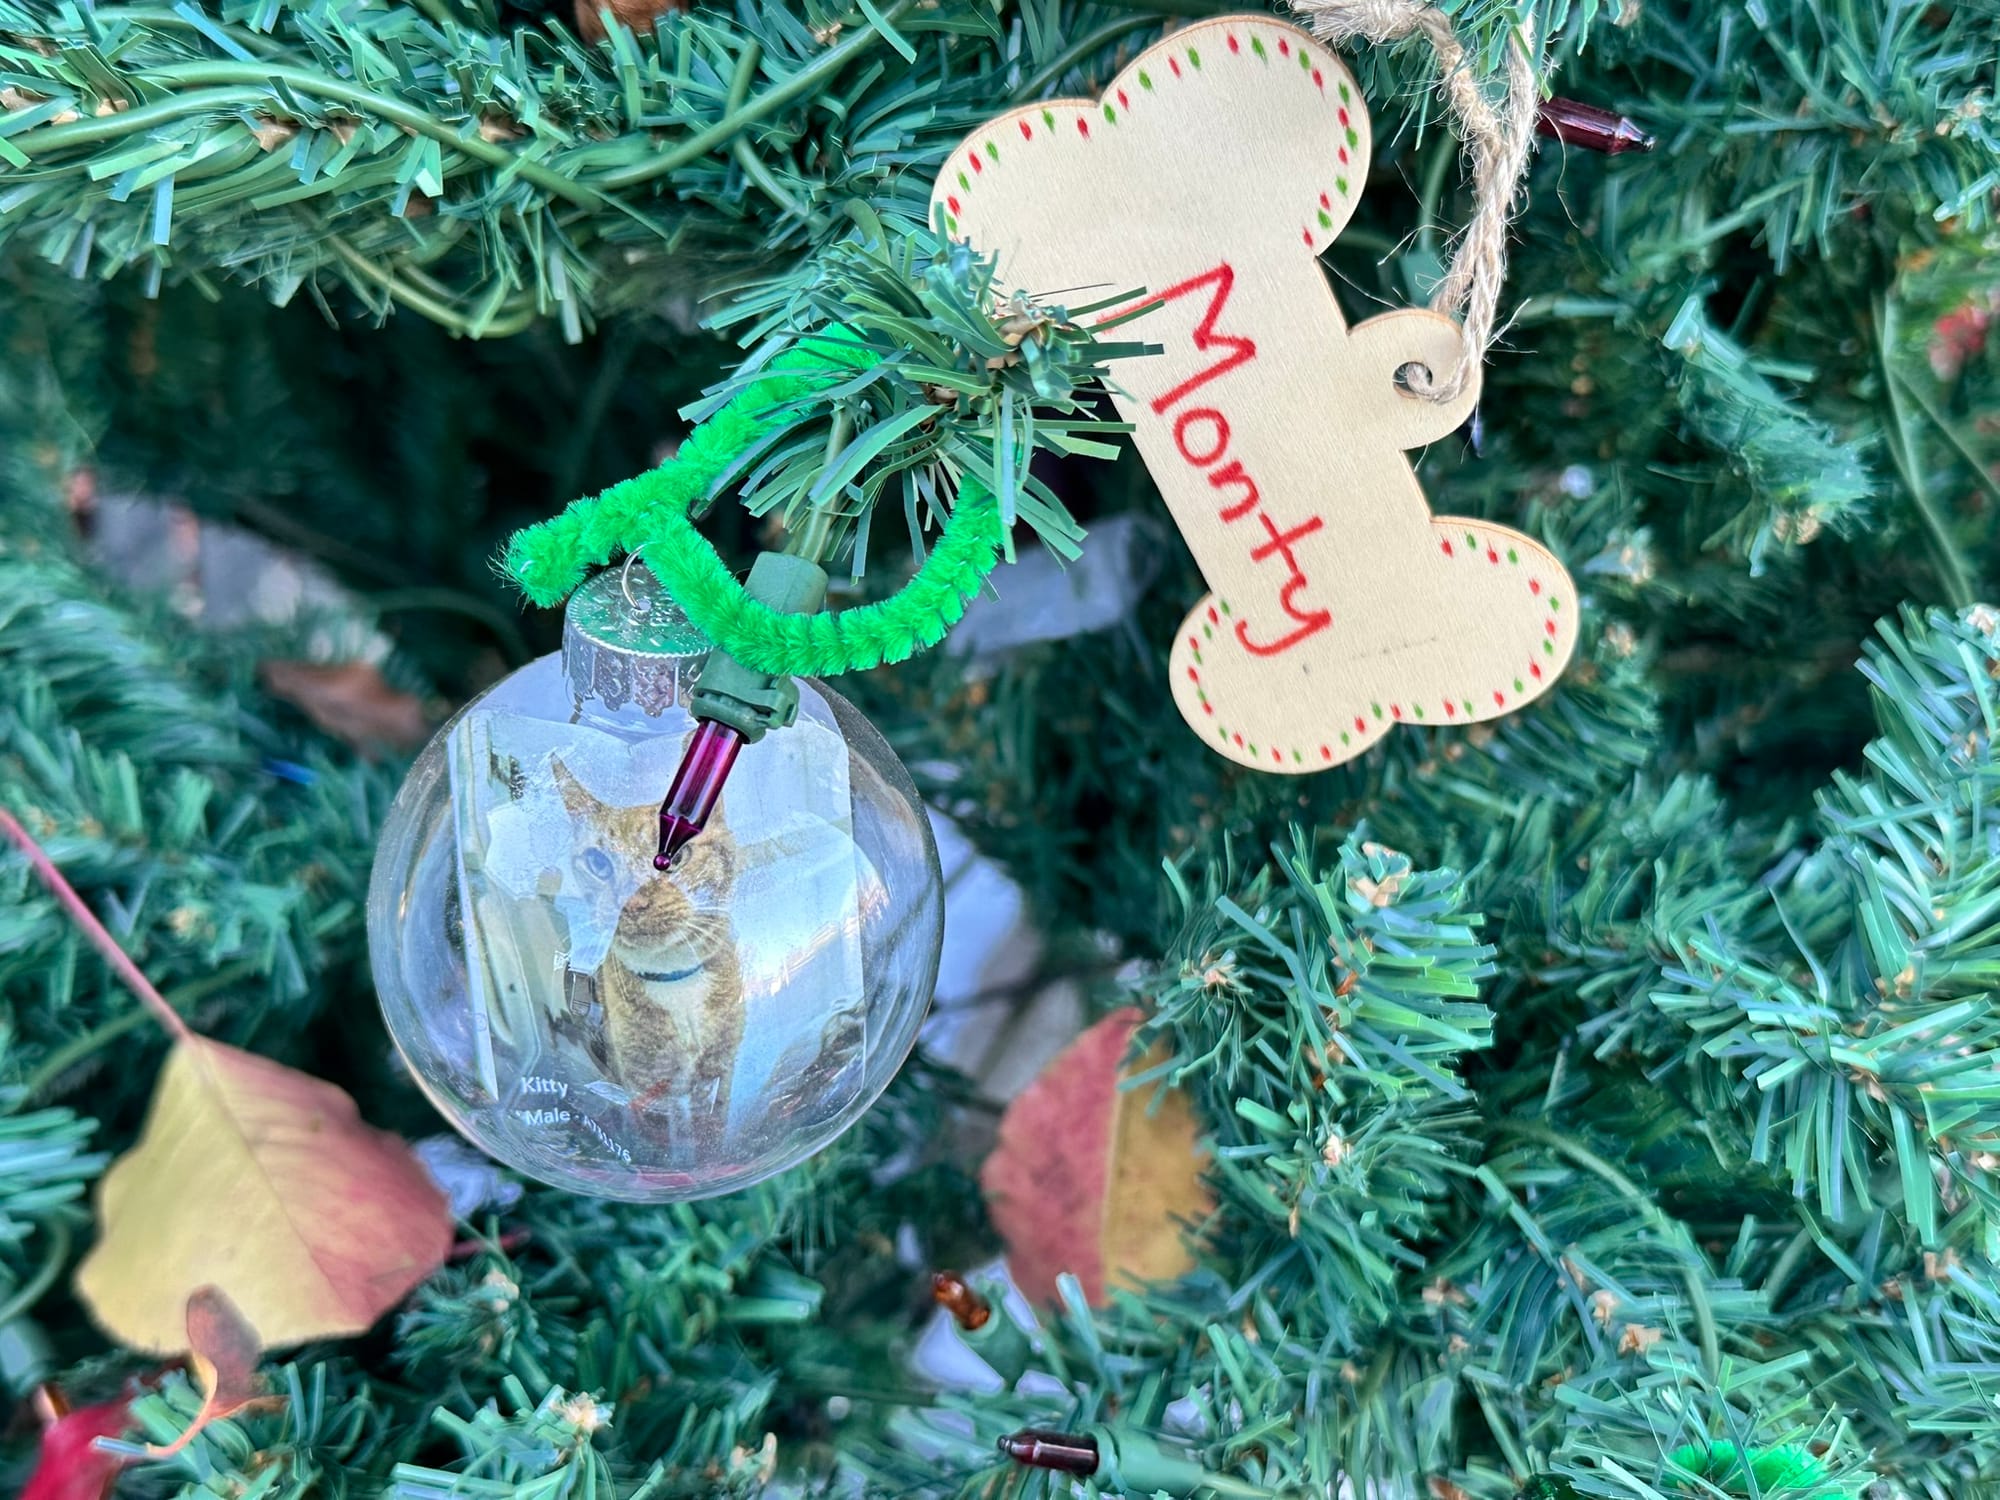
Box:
655, 551, 830, 869
655, 719, 745, 869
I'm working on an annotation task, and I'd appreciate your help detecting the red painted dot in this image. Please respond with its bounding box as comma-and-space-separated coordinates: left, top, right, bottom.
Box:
1320, 191, 1331, 209
1303, 228, 1314, 246
1354, 716, 1367, 733
1272, 748, 1283, 763
1338, 145, 1349, 164
1441, 539, 1453, 556
947, 195, 961, 214
1118, 89, 1129, 109
1530, 579, 1541, 594
1204, 702, 1214, 715
1170, 57, 1181, 77
1207, 605, 1220, 624
969, 152, 982, 174
1487, 548, 1499, 564
1391, 704, 1402, 719
1545, 619, 1557, 636
1530, 662, 1543, 680
1233, 732, 1244, 747
1186, 666, 1199, 682
1312, 68, 1324, 88
1444, 701, 1456, 717
1338, 107, 1349, 127
1019, 119, 1033, 139
1227, 34, 1240, 52
1321, 745, 1333, 760
1278, 37, 1289, 55
1077, 117, 1090, 137
1493, 691, 1506, 706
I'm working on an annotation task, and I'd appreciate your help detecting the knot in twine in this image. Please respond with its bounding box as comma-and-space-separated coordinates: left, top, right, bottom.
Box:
1287, 0, 1542, 403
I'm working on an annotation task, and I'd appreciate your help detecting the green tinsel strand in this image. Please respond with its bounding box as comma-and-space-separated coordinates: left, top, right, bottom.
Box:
504, 338, 1007, 677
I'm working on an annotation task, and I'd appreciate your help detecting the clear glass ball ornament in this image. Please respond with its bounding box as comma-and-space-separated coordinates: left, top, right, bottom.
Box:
368, 564, 944, 1200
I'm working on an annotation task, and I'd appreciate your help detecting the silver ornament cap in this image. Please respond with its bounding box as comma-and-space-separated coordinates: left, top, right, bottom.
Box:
561, 562, 710, 716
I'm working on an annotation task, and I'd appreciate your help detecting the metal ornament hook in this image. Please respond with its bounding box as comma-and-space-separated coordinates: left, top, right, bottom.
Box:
619, 546, 653, 615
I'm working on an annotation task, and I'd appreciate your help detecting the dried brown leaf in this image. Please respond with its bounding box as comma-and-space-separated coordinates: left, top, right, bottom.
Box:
259, 659, 430, 752
148, 1288, 275, 1457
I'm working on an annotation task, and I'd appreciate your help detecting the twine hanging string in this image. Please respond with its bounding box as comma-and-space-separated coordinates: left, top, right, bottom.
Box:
1287, 0, 1542, 403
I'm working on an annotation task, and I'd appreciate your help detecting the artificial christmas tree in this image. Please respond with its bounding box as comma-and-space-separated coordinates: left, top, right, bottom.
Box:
2, 0, 1998, 1497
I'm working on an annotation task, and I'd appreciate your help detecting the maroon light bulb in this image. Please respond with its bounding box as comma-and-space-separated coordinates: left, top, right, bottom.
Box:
1535, 96, 1655, 154
997, 1429, 1100, 1476
655, 719, 744, 869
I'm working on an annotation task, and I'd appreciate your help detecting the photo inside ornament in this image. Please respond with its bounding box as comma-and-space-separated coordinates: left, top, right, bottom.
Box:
369, 569, 943, 1201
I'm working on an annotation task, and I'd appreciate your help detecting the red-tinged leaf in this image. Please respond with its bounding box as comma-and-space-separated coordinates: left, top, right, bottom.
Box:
148, 1287, 278, 1458
980, 1007, 1211, 1304
21, 1397, 134, 1500
75, 1036, 454, 1353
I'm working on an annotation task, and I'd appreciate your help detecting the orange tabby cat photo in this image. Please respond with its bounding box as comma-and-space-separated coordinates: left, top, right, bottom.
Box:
551, 758, 745, 1135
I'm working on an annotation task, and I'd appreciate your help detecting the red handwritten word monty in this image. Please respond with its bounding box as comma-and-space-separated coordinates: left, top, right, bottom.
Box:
1131, 264, 1333, 658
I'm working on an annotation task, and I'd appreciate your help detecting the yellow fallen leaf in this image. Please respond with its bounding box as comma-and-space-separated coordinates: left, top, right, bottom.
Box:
76, 1038, 453, 1353
979, 1007, 1212, 1304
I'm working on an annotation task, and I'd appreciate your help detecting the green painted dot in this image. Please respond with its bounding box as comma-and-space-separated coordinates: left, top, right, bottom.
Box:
944, 215, 956, 233
1251, 36, 1267, 58
1465, 532, 1477, 548
1202, 623, 1212, 639
1298, 48, 1311, 69
1317, 209, 1333, 229
1463, 699, 1474, 714
1042, 109, 1055, 128
1346, 127, 1359, 147
1335, 177, 1348, 195
1413, 705, 1425, 719
1543, 639, 1555, 655
1217, 726, 1228, 741
1339, 81, 1351, 102
1507, 548, 1518, 564
1293, 748, 1304, 763
1139, 69, 1153, 89
1188, 47, 1201, 68
985, 140, 999, 160
1340, 730, 1351, 745
958, 172, 969, 190
1371, 702, 1384, 719
1248, 742, 1258, 756
1513, 678, 1524, 692
1220, 600, 1232, 615
1103, 103, 1117, 123
1193, 650, 1202, 665
1550, 597, 1561, 611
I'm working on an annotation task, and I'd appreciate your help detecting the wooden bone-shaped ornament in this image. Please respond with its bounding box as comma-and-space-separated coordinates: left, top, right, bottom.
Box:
932, 15, 1578, 770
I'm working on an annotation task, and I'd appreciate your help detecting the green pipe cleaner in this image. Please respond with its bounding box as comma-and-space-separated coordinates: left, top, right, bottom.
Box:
1667, 1442, 1831, 1495
504, 337, 1005, 677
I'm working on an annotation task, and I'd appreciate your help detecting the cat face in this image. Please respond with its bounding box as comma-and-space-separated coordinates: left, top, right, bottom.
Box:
550, 756, 738, 964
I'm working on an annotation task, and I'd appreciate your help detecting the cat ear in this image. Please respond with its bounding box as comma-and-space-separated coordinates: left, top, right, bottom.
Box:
548, 756, 593, 817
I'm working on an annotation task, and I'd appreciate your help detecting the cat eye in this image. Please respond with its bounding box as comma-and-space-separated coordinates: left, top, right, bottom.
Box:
580, 847, 615, 881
